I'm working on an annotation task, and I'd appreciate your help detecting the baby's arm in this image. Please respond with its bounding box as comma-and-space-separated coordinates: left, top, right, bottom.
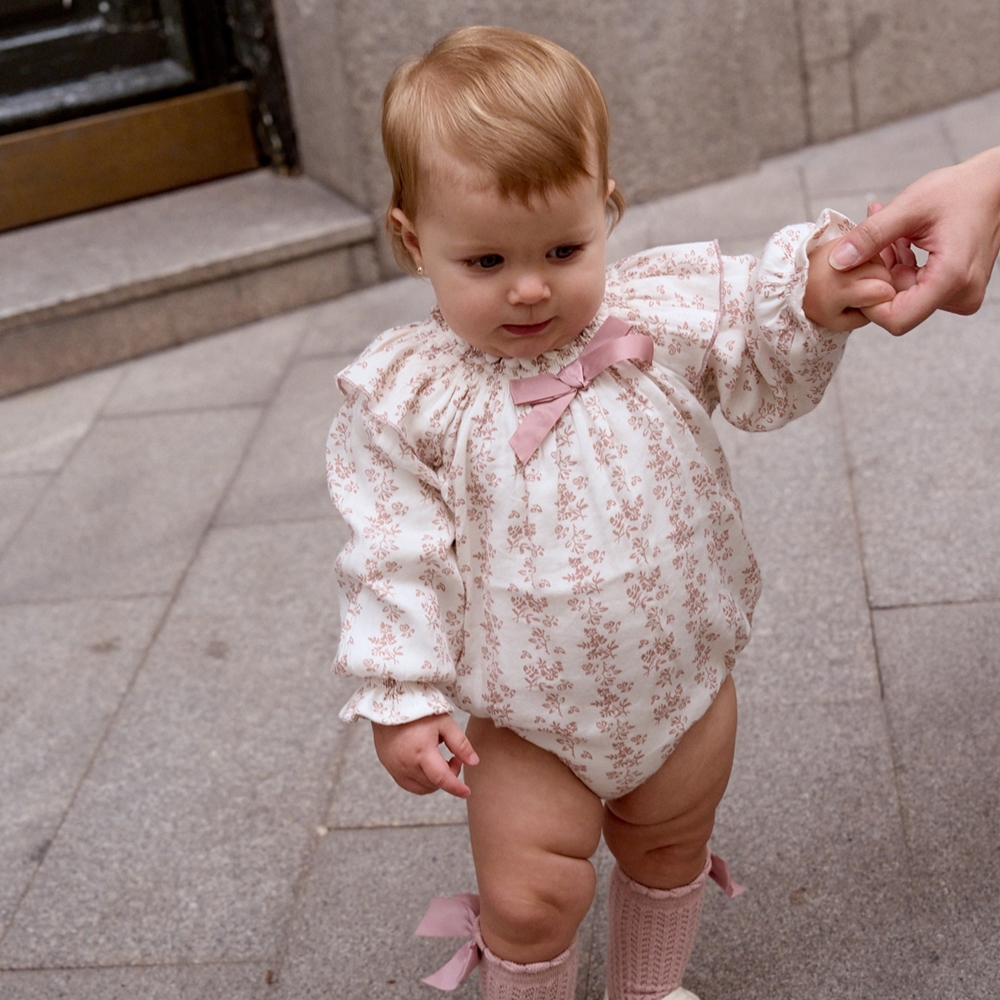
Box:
329, 386, 473, 797
802, 236, 897, 331
372, 715, 480, 798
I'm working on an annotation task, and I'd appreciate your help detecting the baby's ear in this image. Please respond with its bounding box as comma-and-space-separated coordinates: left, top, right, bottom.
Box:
391, 208, 423, 267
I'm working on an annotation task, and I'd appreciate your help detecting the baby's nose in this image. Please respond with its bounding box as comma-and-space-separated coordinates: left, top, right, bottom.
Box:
508, 272, 551, 305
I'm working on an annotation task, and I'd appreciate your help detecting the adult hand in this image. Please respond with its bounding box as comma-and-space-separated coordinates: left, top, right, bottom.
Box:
372, 714, 479, 798
829, 146, 1000, 335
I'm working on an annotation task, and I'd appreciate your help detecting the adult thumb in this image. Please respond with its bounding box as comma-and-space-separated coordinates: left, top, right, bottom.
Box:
830, 204, 900, 270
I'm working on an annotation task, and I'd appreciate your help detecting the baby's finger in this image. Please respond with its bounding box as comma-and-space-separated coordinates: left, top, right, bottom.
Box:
826, 307, 872, 332
893, 238, 918, 268
420, 748, 472, 799
438, 716, 480, 767
394, 769, 443, 796
845, 276, 896, 310
888, 262, 919, 292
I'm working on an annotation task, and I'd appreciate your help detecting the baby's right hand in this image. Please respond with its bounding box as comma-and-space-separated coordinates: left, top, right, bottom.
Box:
371, 714, 479, 798
804, 236, 897, 331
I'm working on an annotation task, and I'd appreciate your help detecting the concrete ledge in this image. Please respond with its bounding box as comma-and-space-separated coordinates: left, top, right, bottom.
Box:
0, 171, 377, 397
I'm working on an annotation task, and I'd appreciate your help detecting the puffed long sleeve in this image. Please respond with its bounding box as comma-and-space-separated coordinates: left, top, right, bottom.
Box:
703, 209, 855, 430
327, 392, 466, 725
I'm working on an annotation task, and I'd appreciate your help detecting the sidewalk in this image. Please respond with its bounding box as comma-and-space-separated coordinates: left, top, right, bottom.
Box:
1, 88, 999, 1000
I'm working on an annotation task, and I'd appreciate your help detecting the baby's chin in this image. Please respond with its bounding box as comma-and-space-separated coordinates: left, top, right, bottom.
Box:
497, 323, 586, 359
452, 316, 596, 360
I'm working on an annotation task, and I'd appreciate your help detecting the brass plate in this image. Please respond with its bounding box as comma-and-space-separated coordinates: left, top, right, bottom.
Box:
0, 83, 260, 233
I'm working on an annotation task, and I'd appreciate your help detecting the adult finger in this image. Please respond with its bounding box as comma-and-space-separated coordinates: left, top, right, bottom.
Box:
830, 201, 924, 270
862, 280, 942, 334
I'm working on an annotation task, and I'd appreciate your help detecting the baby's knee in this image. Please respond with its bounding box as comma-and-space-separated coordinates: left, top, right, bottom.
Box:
604, 810, 712, 890
480, 856, 596, 961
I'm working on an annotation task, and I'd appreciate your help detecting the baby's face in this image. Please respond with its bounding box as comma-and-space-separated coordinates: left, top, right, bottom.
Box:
393, 155, 610, 359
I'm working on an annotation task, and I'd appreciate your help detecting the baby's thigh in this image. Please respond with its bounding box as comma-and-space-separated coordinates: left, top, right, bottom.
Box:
603, 675, 738, 888
464, 717, 603, 961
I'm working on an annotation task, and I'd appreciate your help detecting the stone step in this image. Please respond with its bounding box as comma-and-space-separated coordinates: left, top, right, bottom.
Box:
0, 169, 378, 398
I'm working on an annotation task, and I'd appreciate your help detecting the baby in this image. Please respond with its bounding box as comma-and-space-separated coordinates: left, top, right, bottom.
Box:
327, 25, 898, 1000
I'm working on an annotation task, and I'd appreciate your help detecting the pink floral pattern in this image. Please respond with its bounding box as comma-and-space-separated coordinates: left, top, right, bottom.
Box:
327, 211, 854, 798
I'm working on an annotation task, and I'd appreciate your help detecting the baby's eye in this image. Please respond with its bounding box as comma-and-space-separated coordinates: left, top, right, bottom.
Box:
468, 254, 504, 270
549, 245, 582, 261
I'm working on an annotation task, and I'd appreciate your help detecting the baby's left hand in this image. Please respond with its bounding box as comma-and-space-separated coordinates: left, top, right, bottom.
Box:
803, 236, 897, 331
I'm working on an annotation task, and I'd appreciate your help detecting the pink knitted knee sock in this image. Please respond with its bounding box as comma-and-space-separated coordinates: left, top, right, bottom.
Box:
476, 924, 579, 1000
606, 854, 711, 1000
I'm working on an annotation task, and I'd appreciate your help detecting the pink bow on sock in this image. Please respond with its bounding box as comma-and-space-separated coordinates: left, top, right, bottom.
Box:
415, 893, 482, 989
709, 853, 746, 898
508, 316, 654, 463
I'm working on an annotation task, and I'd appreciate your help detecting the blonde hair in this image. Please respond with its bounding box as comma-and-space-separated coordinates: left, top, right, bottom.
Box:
382, 25, 626, 273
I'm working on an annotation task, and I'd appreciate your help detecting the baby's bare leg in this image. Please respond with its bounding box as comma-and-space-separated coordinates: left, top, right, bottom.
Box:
603, 674, 737, 887
465, 717, 604, 965
602, 676, 738, 1000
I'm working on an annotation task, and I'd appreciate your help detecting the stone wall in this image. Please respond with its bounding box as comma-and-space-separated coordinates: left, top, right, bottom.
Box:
272, 0, 1000, 272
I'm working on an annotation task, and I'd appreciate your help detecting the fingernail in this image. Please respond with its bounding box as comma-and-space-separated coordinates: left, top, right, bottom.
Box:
830, 242, 860, 269
468, 752, 480, 765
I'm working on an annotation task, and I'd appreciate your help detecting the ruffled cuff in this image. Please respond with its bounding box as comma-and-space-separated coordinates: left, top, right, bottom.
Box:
758, 208, 855, 327
339, 678, 457, 725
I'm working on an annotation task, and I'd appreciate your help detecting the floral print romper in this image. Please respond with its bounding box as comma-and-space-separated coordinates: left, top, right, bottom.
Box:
328, 211, 852, 799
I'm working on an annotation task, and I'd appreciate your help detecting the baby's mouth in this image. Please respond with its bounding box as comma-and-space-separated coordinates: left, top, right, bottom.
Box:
502, 319, 553, 336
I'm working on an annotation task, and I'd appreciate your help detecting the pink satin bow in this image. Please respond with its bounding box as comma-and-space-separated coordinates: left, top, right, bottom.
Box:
709, 852, 746, 898
508, 316, 654, 463
414, 892, 482, 989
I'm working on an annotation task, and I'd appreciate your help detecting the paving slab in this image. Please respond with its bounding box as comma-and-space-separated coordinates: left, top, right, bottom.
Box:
697, 696, 924, 1000
0, 475, 48, 554
0, 520, 348, 968
714, 401, 879, 707
216, 355, 354, 527
0, 367, 122, 476
837, 303, 1000, 607
0, 408, 260, 602
298, 276, 437, 359
273, 825, 480, 1000
839, 307, 1000, 490
0, 962, 271, 1000
103, 312, 309, 416
0, 597, 167, 935
987, 269, 1000, 304
872, 600, 1000, 983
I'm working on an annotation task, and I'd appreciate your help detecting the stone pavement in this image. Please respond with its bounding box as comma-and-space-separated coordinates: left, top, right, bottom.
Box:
1, 89, 999, 1000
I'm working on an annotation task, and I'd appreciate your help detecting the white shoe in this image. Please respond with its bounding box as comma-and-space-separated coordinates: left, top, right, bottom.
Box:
603, 990, 701, 1000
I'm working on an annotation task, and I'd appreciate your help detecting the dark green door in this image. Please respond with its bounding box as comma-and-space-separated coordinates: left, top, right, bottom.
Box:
0, 0, 297, 231
0, 1, 200, 134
